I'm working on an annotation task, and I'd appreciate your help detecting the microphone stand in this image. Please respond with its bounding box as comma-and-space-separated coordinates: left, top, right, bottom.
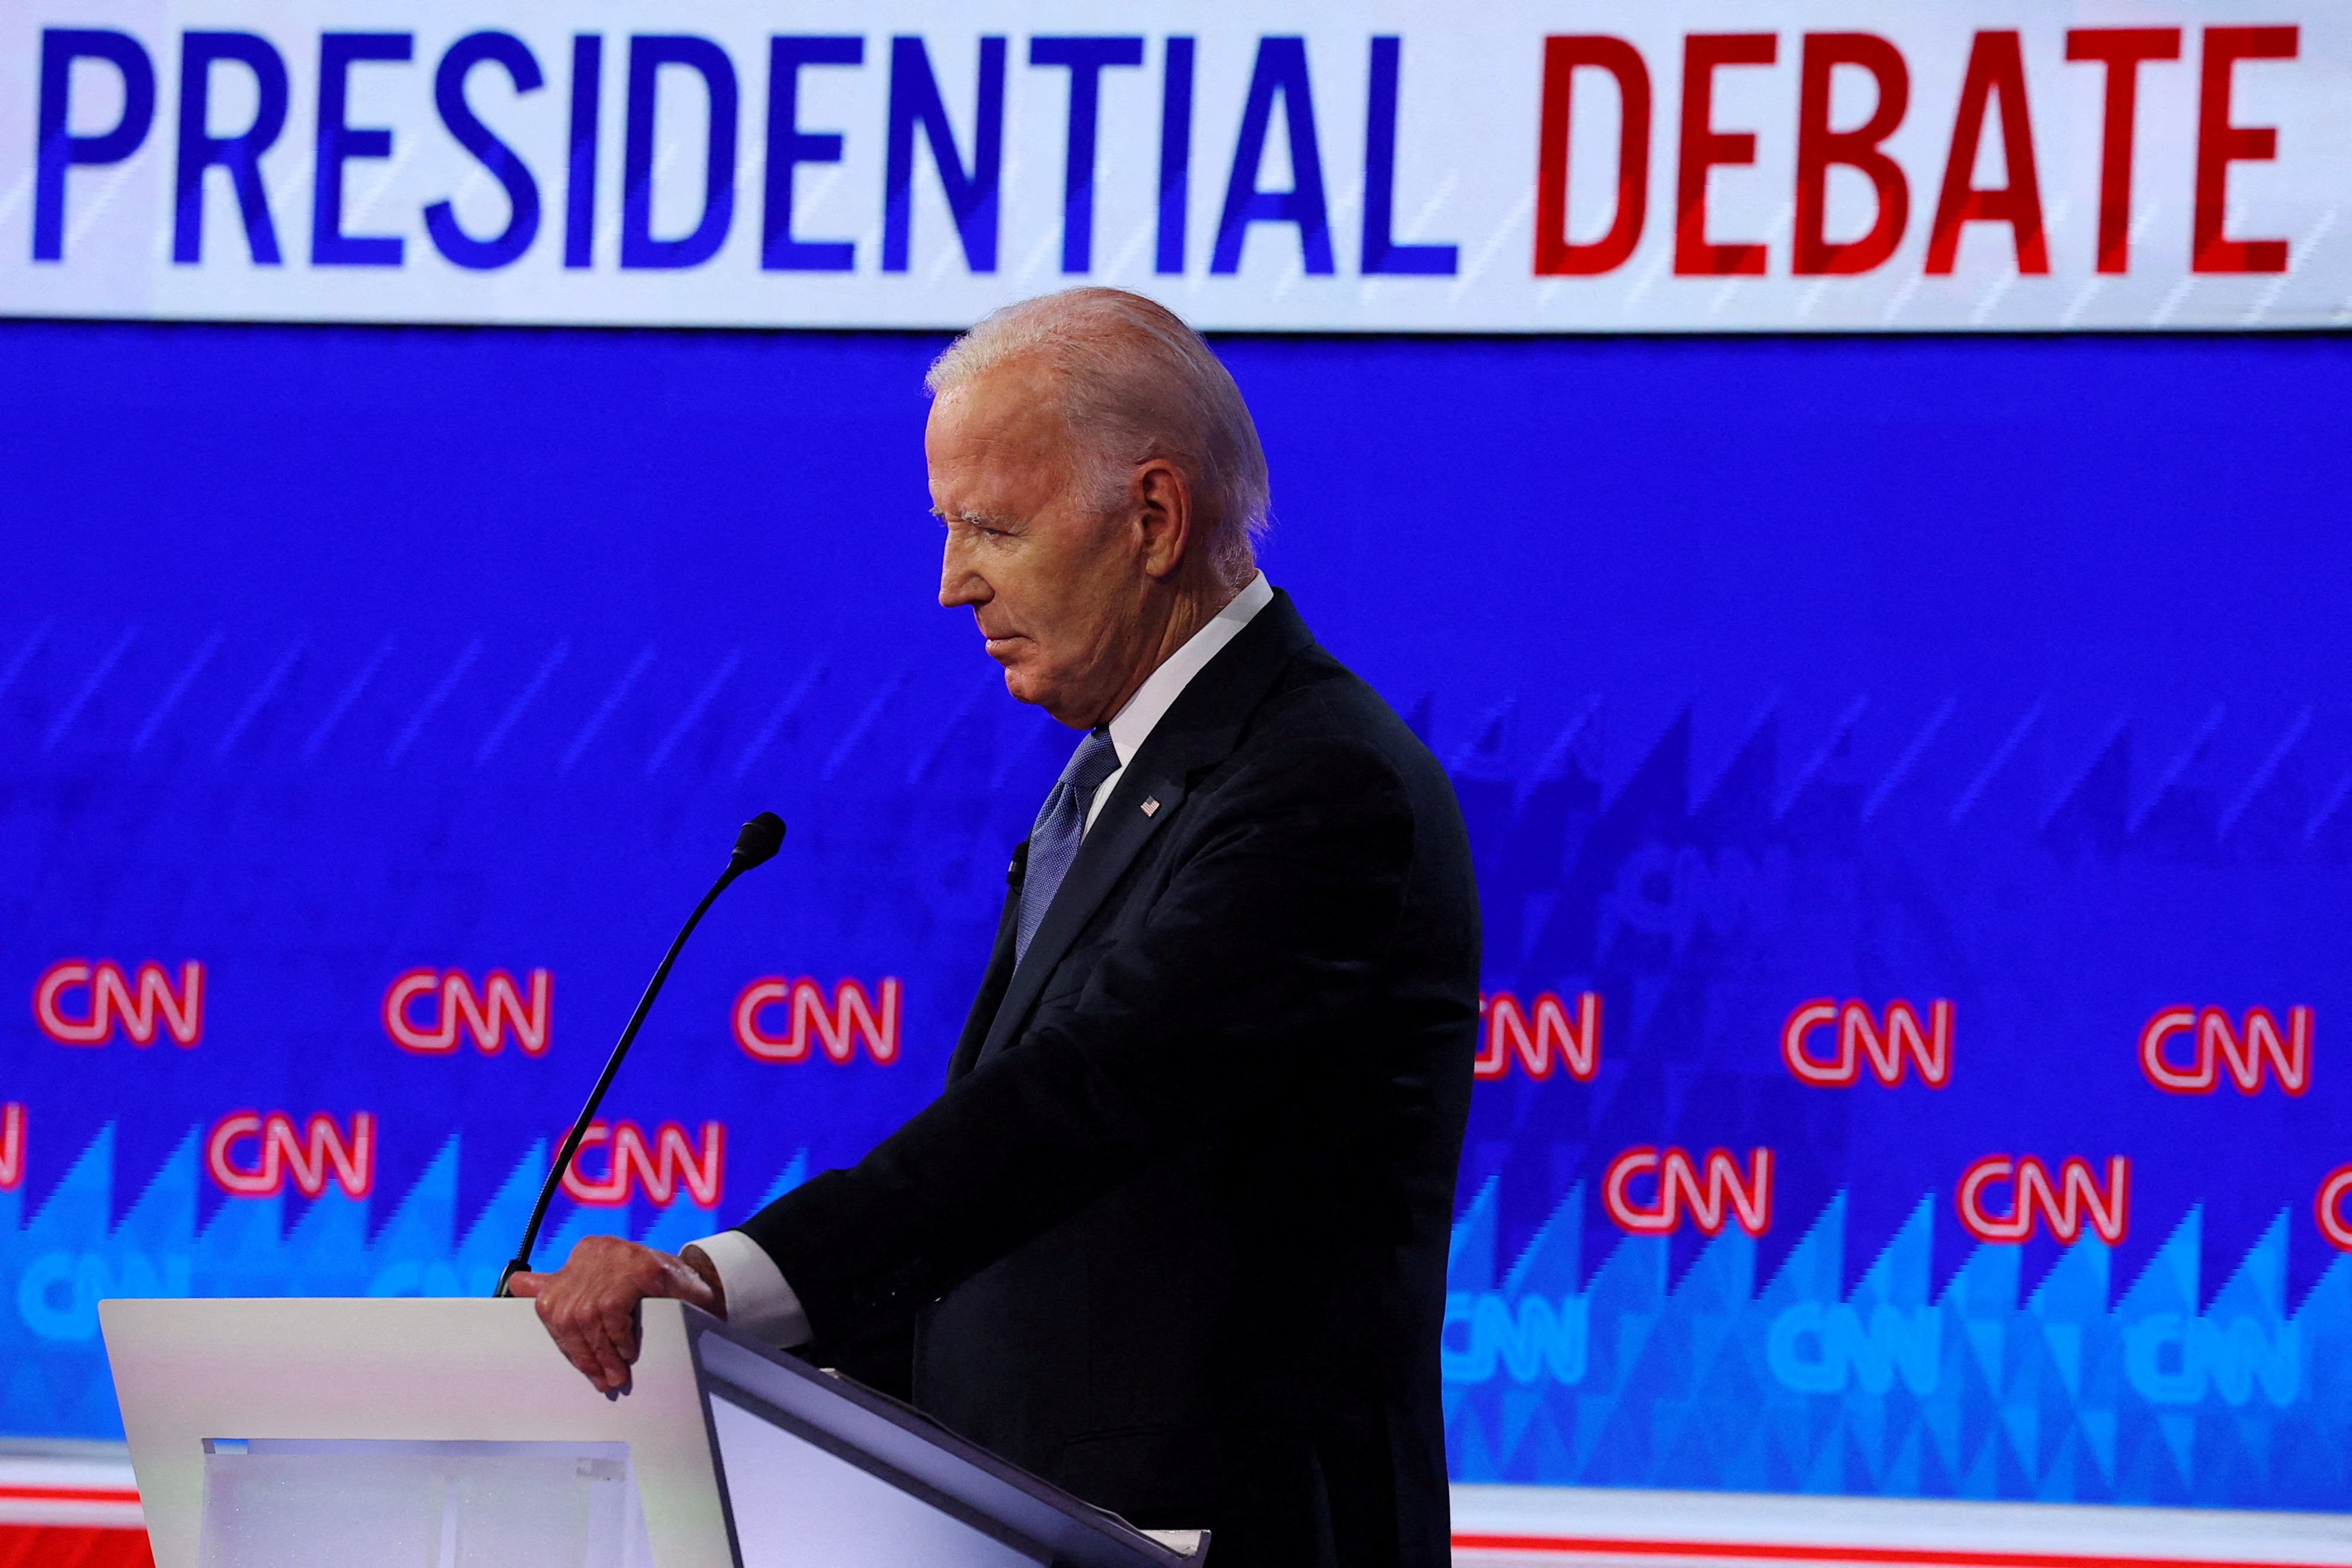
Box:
494, 811, 785, 1297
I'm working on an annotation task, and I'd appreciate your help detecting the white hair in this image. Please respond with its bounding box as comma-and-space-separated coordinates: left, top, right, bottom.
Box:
926, 288, 1271, 586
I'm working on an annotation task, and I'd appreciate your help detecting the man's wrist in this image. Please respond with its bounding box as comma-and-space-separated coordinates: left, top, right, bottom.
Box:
678, 1243, 728, 1319
686, 1231, 812, 1347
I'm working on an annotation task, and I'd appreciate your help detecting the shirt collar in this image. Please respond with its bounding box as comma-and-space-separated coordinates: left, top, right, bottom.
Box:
1105, 572, 1274, 767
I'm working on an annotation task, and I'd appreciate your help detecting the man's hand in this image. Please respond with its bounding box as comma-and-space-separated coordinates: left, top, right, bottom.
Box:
507, 1235, 727, 1394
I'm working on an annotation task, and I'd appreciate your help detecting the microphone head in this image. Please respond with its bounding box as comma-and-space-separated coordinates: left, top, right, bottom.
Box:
730, 811, 786, 871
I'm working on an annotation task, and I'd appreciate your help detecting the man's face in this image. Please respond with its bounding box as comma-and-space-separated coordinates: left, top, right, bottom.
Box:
930, 359, 1147, 727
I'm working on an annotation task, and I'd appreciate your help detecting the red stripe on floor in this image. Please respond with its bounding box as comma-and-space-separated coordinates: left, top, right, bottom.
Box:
0, 1525, 153, 1568
1449, 1534, 2317, 1568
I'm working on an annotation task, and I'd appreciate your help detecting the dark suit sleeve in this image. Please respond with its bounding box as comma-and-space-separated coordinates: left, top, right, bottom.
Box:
737, 731, 1416, 1345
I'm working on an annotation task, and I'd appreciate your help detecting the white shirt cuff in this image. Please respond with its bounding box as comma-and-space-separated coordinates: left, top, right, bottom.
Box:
687, 1230, 812, 1349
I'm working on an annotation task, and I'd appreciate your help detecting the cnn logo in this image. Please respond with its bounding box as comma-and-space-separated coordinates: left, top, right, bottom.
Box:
1475, 990, 1599, 1082
734, 978, 900, 1065
384, 968, 551, 1055
206, 1111, 375, 1199
2141, 1006, 2310, 1095
1603, 1146, 1773, 1238
1957, 1154, 2129, 1245
562, 1120, 724, 1208
1783, 999, 1951, 1088
34, 960, 203, 1047
0, 1103, 24, 1191
2318, 1166, 2352, 1252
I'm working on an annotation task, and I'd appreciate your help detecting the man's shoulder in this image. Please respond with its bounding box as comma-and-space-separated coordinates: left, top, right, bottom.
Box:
1234, 641, 1447, 795
1156, 591, 1452, 816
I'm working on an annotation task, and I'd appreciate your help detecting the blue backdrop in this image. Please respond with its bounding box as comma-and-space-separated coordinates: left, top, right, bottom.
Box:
4, 322, 2350, 1509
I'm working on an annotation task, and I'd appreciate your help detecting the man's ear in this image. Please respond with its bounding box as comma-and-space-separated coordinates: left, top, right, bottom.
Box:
1133, 458, 1193, 580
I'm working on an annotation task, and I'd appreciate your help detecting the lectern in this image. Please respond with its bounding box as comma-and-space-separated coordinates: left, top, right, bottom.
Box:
101, 1297, 1205, 1568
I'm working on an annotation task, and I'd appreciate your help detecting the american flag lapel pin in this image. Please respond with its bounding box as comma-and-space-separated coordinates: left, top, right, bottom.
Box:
1141, 797, 1160, 816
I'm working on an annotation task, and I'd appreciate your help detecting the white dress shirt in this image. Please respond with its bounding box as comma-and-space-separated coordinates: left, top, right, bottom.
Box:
690, 572, 1276, 1347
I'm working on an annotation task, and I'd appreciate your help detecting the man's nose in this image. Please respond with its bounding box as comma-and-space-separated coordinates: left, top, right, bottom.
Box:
939, 534, 987, 610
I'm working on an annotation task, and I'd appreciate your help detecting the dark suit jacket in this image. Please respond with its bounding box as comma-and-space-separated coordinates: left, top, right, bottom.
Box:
740, 591, 1479, 1567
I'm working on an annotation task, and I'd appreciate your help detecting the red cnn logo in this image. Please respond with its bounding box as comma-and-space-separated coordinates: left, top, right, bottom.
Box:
1957, 1154, 2129, 1245
34, 960, 204, 1047
561, 1120, 724, 1208
383, 969, 551, 1055
2141, 1006, 2311, 1095
0, 1103, 24, 1190
1783, 999, 1951, 1087
2318, 1166, 2352, 1252
206, 1111, 375, 1199
734, 978, 901, 1065
1603, 1146, 1774, 1237
1476, 991, 1600, 1081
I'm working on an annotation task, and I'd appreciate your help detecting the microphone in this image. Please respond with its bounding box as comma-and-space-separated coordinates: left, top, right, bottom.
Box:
495, 811, 785, 1297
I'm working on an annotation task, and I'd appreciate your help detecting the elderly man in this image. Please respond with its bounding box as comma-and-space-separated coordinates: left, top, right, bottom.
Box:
511, 288, 1479, 1567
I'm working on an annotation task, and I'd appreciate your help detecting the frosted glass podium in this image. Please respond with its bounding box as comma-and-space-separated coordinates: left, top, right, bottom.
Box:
101, 1298, 1205, 1568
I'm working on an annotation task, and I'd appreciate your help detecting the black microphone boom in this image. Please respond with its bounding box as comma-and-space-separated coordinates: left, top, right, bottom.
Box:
495, 812, 785, 1297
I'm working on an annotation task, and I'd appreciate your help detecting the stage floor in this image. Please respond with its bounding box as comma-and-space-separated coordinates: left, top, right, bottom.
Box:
1448, 1484, 2352, 1566
8, 1455, 2347, 1567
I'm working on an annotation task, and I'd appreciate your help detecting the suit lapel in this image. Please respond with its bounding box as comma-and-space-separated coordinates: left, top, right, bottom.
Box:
947, 842, 1026, 1082
975, 591, 1318, 1064
979, 767, 1188, 1061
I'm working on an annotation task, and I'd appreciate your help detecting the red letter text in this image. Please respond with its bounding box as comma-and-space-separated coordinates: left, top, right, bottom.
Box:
2193, 26, 2298, 274
1536, 36, 1651, 276
2065, 28, 2182, 274
1926, 32, 2049, 274
1675, 34, 1777, 275
1793, 32, 1910, 275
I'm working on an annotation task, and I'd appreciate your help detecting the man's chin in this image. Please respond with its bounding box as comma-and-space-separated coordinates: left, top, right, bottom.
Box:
995, 662, 1069, 716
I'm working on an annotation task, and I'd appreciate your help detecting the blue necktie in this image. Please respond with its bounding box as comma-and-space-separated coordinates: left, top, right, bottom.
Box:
1016, 726, 1121, 964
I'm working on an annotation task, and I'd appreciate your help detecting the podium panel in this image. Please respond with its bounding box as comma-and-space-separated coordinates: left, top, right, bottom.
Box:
197, 1439, 651, 1568
707, 1398, 1038, 1567
102, 1298, 1201, 1568
101, 1297, 1204, 1568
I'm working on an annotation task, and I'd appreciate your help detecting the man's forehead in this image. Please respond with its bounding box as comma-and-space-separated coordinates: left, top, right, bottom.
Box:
927, 372, 1074, 508
931, 368, 1064, 444
929, 457, 1055, 521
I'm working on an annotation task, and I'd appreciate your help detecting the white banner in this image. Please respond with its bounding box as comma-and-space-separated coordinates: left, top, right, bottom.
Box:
4, 0, 2346, 331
